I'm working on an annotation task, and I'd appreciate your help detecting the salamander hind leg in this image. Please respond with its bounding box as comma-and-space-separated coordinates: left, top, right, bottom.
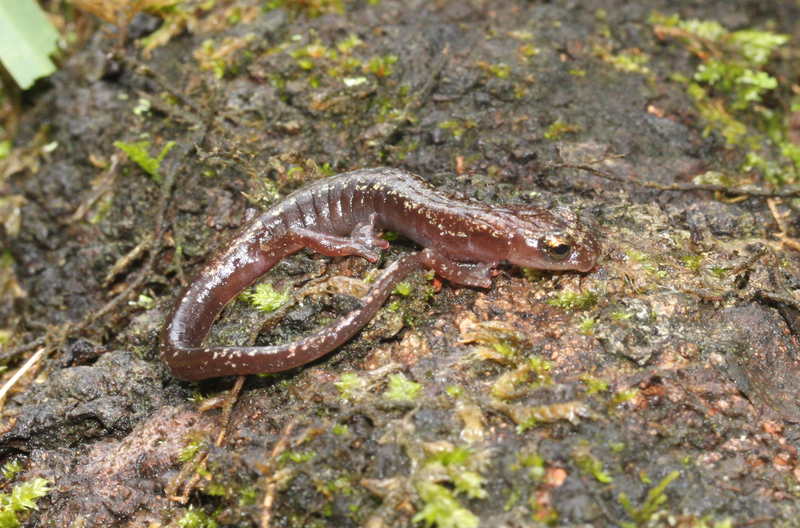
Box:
289, 225, 385, 262
420, 247, 495, 288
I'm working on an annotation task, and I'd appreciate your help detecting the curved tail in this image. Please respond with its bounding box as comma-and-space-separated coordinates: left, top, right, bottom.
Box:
160, 253, 422, 381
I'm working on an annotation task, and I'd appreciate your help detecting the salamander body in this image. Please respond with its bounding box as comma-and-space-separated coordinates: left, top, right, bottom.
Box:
160, 168, 598, 381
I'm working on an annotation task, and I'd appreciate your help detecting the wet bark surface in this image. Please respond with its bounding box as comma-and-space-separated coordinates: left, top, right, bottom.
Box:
1, 0, 800, 526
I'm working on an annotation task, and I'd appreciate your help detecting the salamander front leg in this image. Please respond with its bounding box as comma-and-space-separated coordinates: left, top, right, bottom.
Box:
420, 247, 496, 288
350, 214, 390, 251
289, 224, 387, 262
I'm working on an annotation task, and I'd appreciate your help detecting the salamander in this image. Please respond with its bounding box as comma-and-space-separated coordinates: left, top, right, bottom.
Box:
160, 168, 599, 381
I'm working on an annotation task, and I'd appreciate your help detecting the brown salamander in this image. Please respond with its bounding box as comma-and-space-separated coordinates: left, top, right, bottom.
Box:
160, 168, 599, 381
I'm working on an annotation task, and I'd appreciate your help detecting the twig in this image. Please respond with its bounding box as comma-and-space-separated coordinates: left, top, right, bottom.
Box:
84, 168, 174, 326
0, 336, 46, 364
102, 233, 154, 287
756, 290, 800, 312
652, 25, 724, 60
167, 452, 209, 503
216, 376, 246, 447
261, 417, 301, 528
0, 347, 46, 409
116, 54, 244, 128
725, 243, 770, 276
70, 154, 122, 223
767, 198, 800, 252
114, 54, 206, 117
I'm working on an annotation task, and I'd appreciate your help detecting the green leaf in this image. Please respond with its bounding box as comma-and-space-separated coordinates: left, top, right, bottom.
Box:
0, 0, 59, 89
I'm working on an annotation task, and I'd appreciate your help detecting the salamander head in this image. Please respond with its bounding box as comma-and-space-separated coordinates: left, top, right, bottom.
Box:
504, 207, 599, 272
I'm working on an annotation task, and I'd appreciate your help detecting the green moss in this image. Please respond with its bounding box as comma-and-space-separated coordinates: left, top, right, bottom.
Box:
608, 310, 632, 321
517, 44, 539, 58
393, 282, 413, 296
413, 482, 479, 528
478, 61, 511, 79
514, 452, 546, 481
431, 445, 472, 466
595, 46, 651, 75
132, 97, 151, 116
543, 121, 581, 140
450, 471, 486, 500
0, 478, 51, 528
239, 487, 257, 506
438, 118, 475, 139
491, 340, 514, 357
131, 294, 156, 310
0, 462, 22, 483
334, 372, 362, 398
503, 488, 521, 511
574, 449, 613, 484
367, 54, 398, 78
522, 267, 547, 281
507, 401, 593, 432
691, 91, 749, 145
527, 357, 553, 386
332, 424, 348, 435
651, 13, 796, 184
694, 59, 777, 110
266, 0, 344, 17
618, 470, 680, 527
445, 385, 464, 398
577, 315, 595, 335
187, 390, 208, 403
742, 151, 794, 186
711, 266, 728, 279
462, 322, 525, 362
177, 506, 217, 528
396, 139, 419, 161
282, 449, 316, 464
579, 373, 608, 394
609, 442, 626, 454
383, 373, 421, 401
320, 162, 335, 176
681, 255, 704, 272
416, 443, 490, 511
113, 139, 176, 185
179, 441, 204, 463
336, 34, 362, 53
241, 283, 290, 313
296, 57, 314, 70
547, 290, 597, 311
611, 387, 639, 405
626, 249, 667, 280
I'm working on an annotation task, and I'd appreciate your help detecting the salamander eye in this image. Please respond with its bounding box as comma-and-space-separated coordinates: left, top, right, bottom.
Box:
541, 232, 574, 261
